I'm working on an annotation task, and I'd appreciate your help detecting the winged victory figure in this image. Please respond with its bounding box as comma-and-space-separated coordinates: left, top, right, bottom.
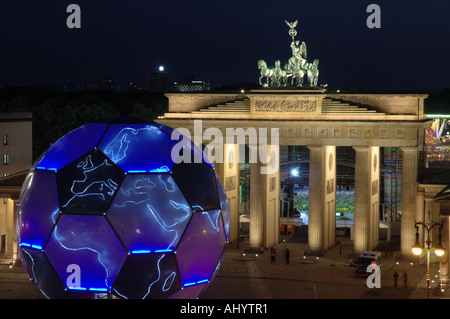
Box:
284, 20, 298, 29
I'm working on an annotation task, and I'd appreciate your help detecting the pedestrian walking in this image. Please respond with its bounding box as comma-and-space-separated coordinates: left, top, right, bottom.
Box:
285, 248, 290, 264
393, 271, 399, 287
270, 247, 276, 264
403, 272, 408, 288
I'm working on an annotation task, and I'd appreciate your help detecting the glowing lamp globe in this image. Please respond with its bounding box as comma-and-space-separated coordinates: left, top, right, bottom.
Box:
412, 246, 422, 256
17, 117, 230, 299
435, 246, 445, 257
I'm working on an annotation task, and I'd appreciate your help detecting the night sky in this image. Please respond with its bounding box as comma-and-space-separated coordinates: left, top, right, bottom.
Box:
1, 0, 450, 91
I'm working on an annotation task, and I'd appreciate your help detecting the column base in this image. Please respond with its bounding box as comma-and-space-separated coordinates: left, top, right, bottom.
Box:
243, 247, 265, 255
303, 249, 324, 257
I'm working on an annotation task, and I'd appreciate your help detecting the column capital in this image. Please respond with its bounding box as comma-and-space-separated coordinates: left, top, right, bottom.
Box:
400, 146, 418, 152
352, 146, 371, 152
307, 145, 324, 151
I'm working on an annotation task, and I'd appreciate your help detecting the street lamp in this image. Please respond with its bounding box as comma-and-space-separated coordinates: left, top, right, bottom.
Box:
411, 211, 445, 299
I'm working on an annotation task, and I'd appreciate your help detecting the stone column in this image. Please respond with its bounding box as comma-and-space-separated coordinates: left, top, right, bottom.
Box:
12, 199, 18, 260
261, 143, 280, 248
308, 145, 336, 253
248, 142, 280, 250
400, 147, 418, 256
245, 126, 280, 251
5, 198, 15, 258
249, 154, 264, 250
215, 143, 240, 246
416, 189, 425, 246
439, 214, 449, 284
353, 146, 380, 254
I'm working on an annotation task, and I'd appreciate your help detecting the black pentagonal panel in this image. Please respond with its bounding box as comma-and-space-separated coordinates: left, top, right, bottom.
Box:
111, 253, 181, 299
170, 161, 220, 211
56, 148, 125, 214
21, 247, 66, 299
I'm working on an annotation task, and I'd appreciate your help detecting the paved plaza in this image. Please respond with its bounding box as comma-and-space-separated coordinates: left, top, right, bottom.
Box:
201, 238, 446, 300
0, 236, 448, 300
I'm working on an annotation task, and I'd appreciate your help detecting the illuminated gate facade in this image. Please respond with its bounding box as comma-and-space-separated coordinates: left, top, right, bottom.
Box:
157, 91, 430, 256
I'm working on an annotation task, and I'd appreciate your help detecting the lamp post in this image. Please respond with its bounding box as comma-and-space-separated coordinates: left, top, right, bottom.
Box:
412, 211, 445, 299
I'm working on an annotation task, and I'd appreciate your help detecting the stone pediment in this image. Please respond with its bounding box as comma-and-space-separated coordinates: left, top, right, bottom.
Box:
158, 91, 432, 148
163, 91, 428, 121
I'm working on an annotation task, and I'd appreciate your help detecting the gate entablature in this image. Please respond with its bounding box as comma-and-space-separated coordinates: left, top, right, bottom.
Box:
163, 92, 429, 122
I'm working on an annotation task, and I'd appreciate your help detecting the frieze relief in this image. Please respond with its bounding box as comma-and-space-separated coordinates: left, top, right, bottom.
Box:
395, 129, 405, 139
379, 129, 390, 139
254, 98, 317, 113
364, 129, 373, 139
349, 129, 358, 139
318, 128, 328, 138
303, 128, 313, 138
186, 125, 411, 143
372, 179, 379, 195
278, 127, 411, 141
270, 177, 277, 192
333, 129, 343, 138
225, 176, 237, 191
326, 178, 335, 195
282, 127, 298, 138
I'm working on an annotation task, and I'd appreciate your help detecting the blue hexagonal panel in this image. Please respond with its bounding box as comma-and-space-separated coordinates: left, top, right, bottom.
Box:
36, 123, 109, 172
111, 252, 181, 299
98, 123, 178, 173
44, 215, 127, 292
175, 209, 226, 287
167, 282, 208, 299
20, 247, 66, 299
154, 122, 212, 167
170, 161, 220, 212
107, 173, 193, 253
18, 170, 60, 250
56, 148, 125, 214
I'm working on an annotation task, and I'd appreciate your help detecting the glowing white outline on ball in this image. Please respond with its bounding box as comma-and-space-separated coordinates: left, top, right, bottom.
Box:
61, 155, 119, 209
52, 224, 111, 290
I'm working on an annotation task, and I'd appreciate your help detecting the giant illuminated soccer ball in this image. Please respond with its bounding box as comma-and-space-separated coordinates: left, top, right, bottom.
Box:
18, 117, 230, 299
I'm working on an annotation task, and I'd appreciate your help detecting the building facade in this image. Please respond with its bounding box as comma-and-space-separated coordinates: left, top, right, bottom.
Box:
0, 113, 32, 262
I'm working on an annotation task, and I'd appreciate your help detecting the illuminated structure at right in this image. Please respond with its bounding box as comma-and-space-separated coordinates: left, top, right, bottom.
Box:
158, 92, 432, 259
158, 20, 442, 262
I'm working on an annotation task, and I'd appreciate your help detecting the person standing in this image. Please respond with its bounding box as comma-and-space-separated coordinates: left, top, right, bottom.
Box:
403, 272, 408, 288
270, 247, 276, 264
393, 271, 399, 287
285, 248, 290, 264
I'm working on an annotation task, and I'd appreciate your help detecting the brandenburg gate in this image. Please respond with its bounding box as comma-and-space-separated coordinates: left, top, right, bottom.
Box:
156, 20, 433, 258
157, 91, 430, 257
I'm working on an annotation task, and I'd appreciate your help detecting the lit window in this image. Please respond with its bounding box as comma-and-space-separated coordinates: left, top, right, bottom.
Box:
3, 154, 9, 165
3, 134, 7, 145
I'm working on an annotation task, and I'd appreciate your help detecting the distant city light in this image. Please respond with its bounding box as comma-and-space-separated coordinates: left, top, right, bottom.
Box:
426, 114, 450, 119
291, 168, 299, 177
159, 66, 165, 72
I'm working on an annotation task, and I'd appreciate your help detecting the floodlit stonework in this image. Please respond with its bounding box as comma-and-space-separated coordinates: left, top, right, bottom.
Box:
157, 91, 432, 256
